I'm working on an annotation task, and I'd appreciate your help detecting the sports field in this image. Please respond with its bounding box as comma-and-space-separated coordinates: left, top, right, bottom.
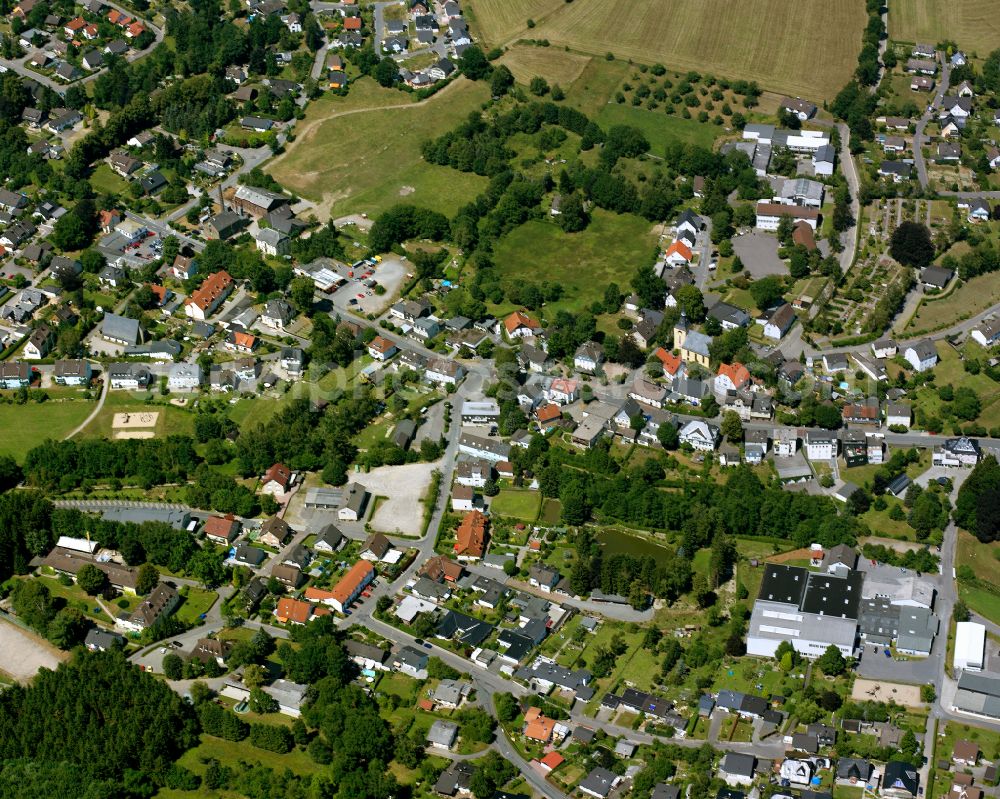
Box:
490, 210, 659, 314
266, 78, 491, 219
470, 0, 866, 100
889, 0, 1000, 54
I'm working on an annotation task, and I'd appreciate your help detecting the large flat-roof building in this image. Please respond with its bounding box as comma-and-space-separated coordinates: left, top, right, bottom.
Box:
954, 622, 986, 672
953, 672, 1000, 720
746, 564, 862, 658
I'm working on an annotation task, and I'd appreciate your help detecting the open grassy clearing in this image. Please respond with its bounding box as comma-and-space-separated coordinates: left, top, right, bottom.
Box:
266, 78, 491, 220
489, 209, 659, 314
904, 273, 1000, 334
562, 56, 630, 117
520, 0, 865, 100
889, 0, 1000, 54
496, 45, 593, 88
0, 399, 96, 461
957, 530, 1000, 624
596, 102, 721, 150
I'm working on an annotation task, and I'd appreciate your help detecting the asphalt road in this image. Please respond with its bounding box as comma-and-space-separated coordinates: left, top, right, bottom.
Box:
913, 61, 951, 190
0, 0, 164, 95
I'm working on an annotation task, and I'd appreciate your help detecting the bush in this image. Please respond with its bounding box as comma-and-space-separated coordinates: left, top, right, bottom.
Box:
249, 723, 294, 753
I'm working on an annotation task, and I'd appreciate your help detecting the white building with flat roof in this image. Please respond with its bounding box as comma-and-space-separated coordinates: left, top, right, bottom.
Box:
955, 622, 986, 672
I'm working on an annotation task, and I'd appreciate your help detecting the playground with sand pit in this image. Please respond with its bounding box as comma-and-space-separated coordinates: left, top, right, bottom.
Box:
852, 678, 923, 707
113, 411, 159, 439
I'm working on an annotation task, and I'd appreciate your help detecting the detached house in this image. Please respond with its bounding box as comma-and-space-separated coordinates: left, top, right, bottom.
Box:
184, 270, 234, 321
904, 339, 938, 372
504, 310, 542, 339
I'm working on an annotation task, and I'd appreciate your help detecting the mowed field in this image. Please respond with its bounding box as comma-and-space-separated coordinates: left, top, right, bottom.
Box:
889, 0, 1000, 54
496, 46, 593, 88
471, 0, 866, 100
266, 78, 491, 219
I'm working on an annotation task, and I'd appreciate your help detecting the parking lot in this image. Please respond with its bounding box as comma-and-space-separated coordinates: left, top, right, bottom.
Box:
332, 255, 408, 315
732, 231, 788, 278
98, 227, 162, 263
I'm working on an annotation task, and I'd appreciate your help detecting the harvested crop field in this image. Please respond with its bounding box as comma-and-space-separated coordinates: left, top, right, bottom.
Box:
889, 0, 1000, 55
476, 0, 866, 100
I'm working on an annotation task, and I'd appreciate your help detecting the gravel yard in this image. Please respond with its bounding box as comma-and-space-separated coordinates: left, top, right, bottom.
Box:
0, 618, 66, 682
361, 461, 438, 536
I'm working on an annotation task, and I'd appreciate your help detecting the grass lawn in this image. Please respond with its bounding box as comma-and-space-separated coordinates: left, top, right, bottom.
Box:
90, 163, 129, 194
175, 587, 218, 625
520, 0, 865, 100
172, 733, 325, 779
904, 273, 1000, 334
490, 488, 541, 521
265, 78, 491, 220
861, 498, 919, 540
229, 397, 281, 430
36, 575, 128, 624
910, 345, 999, 431
938, 720, 1000, 763
596, 103, 721, 151
889, 0, 1000, 54
490, 210, 659, 315
956, 530, 1000, 625
562, 56, 630, 117
0, 399, 96, 461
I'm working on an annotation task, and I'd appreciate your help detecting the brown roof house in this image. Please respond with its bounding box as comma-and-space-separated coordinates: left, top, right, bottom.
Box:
191, 637, 233, 666
261, 462, 293, 496
203, 514, 241, 545
361, 532, 392, 562
259, 516, 293, 548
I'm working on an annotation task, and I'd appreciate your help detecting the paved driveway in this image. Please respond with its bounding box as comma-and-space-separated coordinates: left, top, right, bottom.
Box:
732, 231, 787, 278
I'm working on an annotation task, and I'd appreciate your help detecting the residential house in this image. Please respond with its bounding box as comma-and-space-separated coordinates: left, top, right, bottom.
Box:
678, 420, 718, 452
328, 559, 374, 613
883, 762, 919, 799
261, 462, 292, 495
117, 583, 179, 633
184, 271, 234, 321
254, 227, 290, 257
805, 430, 837, 460
54, 359, 92, 386
367, 335, 397, 361
504, 310, 542, 338
338, 483, 369, 521
764, 304, 796, 340
204, 515, 241, 545
574, 342, 604, 373
719, 753, 756, 787
715, 362, 750, 396
454, 510, 488, 560
971, 319, 1000, 348
23, 324, 54, 359
258, 516, 292, 548
904, 339, 938, 372
781, 97, 817, 120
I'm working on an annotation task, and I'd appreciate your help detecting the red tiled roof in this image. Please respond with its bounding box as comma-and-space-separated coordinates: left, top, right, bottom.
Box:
654, 347, 682, 375
536, 403, 562, 424
717, 361, 750, 387
343, 16, 361, 29
185, 270, 233, 312
276, 597, 312, 624
263, 462, 292, 490
331, 560, 374, 607
454, 510, 488, 558
540, 751, 565, 770
665, 240, 692, 261
504, 310, 540, 335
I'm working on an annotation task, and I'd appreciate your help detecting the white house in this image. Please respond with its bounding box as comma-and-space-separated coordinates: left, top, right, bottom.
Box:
885, 402, 911, 429
972, 319, 1000, 348
547, 378, 579, 405
574, 342, 604, 374
260, 298, 294, 331
678, 420, 719, 452
805, 430, 836, 460
168, 362, 202, 391
904, 339, 938, 372
254, 227, 290, 257
426, 357, 464, 386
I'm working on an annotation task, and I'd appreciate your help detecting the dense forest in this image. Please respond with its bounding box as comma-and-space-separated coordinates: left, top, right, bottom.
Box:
0, 651, 198, 797
955, 455, 1000, 542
